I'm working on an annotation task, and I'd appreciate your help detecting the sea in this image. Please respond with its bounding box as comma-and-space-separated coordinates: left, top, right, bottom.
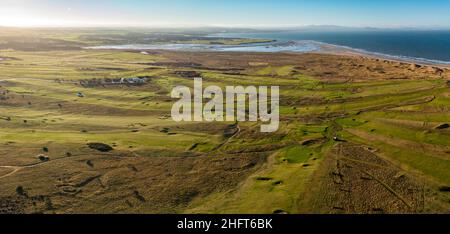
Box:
215, 30, 450, 65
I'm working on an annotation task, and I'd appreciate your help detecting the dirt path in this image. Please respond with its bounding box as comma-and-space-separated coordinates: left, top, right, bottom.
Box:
0, 166, 22, 179
212, 124, 241, 152
0, 152, 114, 180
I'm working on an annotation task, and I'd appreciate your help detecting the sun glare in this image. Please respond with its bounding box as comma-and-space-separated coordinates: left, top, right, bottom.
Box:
0, 15, 76, 27
0, 7, 81, 27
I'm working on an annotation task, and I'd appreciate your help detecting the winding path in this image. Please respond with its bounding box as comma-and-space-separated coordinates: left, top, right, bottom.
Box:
212, 124, 241, 152
0, 166, 22, 179
0, 152, 113, 180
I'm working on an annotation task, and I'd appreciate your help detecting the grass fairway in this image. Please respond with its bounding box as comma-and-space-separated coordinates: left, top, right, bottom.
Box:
0, 43, 449, 214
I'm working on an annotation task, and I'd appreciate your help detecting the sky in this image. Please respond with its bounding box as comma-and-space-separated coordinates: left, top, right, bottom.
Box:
1, 0, 450, 28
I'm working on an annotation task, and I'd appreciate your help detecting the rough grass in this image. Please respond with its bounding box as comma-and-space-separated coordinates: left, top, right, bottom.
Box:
0, 47, 449, 213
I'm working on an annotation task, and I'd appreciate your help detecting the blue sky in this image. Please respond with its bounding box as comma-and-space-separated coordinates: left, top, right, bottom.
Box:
1, 0, 450, 27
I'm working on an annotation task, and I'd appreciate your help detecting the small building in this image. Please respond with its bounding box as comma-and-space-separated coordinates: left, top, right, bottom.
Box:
119, 77, 148, 84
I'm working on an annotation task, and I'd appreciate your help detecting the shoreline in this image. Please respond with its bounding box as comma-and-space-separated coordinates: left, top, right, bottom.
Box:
85, 40, 450, 69
315, 42, 450, 68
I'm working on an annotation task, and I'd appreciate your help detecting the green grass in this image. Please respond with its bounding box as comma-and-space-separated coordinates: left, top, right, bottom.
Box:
277, 145, 314, 164
256, 66, 296, 77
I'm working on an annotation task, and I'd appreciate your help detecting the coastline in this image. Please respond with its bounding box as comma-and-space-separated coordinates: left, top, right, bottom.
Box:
85, 39, 450, 69
210, 31, 450, 68
314, 41, 450, 69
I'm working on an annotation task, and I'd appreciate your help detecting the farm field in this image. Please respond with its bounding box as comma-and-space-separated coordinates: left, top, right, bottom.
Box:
0, 31, 449, 213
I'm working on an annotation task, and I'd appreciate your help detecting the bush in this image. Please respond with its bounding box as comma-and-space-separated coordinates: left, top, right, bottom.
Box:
87, 143, 113, 152
16, 186, 27, 197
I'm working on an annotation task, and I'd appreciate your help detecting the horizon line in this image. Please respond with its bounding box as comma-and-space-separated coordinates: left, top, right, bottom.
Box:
1, 24, 450, 30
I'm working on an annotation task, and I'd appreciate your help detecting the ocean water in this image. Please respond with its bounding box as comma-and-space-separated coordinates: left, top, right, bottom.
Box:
216, 30, 450, 64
